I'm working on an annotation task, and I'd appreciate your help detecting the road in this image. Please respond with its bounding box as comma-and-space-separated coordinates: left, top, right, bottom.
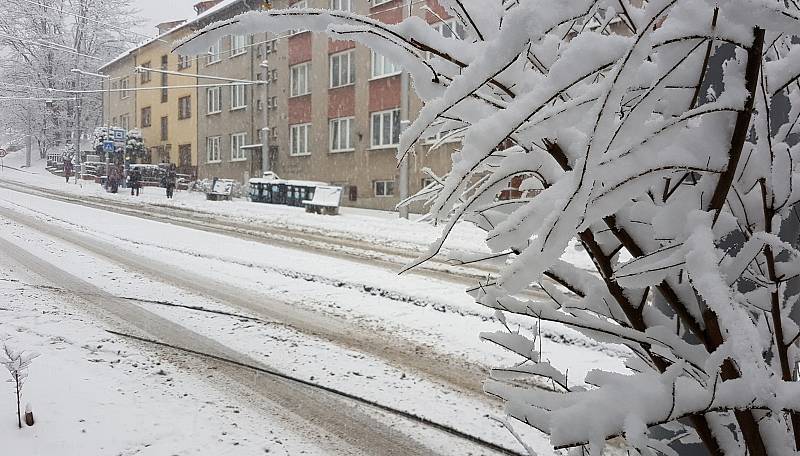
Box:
0, 174, 620, 455
0, 197, 523, 456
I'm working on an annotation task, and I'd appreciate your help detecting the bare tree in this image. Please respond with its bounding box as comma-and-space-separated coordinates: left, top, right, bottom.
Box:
1, 345, 38, 429
0, 0, 142, 156
178, 1, 800, 454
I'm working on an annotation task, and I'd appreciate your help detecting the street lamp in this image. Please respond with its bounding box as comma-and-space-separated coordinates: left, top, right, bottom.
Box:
72, 68, 112, 189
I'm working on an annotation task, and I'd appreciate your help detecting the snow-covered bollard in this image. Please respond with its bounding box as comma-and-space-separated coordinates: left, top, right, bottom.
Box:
24, 403, 34, 427
0, 345, 39, 429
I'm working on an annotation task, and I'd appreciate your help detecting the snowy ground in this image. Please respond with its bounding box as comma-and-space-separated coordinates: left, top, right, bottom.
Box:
0, 151, 627, 455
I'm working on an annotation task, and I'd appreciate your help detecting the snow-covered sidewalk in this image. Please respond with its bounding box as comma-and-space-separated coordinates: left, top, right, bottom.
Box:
0, 151, 594, 269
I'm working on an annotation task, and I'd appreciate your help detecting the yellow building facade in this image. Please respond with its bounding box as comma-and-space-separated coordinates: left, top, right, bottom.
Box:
135, 28, 199, 173
100, 21, 200, 176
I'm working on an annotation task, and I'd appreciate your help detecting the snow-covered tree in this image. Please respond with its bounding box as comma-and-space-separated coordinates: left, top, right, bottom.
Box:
1, 345, 38, 429
178, 1, 800, 454
0, 0, 142, 157
125, 128, 146, 161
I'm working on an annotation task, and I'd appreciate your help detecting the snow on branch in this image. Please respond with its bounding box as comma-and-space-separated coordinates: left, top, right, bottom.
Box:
179, 0, 800, 454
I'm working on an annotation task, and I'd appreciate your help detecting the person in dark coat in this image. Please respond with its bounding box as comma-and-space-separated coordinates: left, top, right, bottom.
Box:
129, 168, 142, 196
109, 167, 120, 193
165, 163, 177, 199
63, 160, 73, 183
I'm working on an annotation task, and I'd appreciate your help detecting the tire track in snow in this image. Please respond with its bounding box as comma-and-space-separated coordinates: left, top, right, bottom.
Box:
2, 196, 628, 359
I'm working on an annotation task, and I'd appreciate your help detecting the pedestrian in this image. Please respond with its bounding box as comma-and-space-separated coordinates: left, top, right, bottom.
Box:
109, 167, 120, 193
165, 163, 177, 199
63, 159, 72, 184
129, 167, 142, 196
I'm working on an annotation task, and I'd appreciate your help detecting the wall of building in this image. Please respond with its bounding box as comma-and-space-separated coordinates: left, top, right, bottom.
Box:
135, 32, 199, 174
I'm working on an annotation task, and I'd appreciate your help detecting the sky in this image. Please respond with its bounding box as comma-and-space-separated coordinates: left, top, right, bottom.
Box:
135, 0, 195, 36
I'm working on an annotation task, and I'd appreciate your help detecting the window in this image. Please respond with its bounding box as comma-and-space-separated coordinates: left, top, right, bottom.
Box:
289, 1, 309, 35
330, 50, 355, 88
178, 54, 191, 69
290, 123, 311, 156
207, 87, 222, 114
290, 62, 310, 97
372, 0, 392, 6
231, 132, 247, 161
370, 109, 400, 148
421, 177, 435, 189
348, 185, 357, 201
119, 114, 130, 131
267, 96, 278, 109
160, 116, 168, 141
371, 51, 401, 78
270, 69, 278, 82
330, 0, 352, 11
178, 96, 192, 120
230, 84, 247, 110
140, 62, 152, 83
329, 117, 354, 152
119, 77, 130, 99
265, 40, 276, 54
207, 136, 221, 162
374, 180, 395, 197
231, 35, 248, 56
141, 107, 152, 127
160, 55, 168, 103
207, 40, 221, 64
432, 19, 467, 40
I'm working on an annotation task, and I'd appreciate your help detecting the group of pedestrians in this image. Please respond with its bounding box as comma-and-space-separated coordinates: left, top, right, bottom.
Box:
99, 163, 177, 199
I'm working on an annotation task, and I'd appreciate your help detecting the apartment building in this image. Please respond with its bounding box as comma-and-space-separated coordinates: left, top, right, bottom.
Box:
99, 0, 263, 176
99, 0, 460, 210
196, 0, 459, 210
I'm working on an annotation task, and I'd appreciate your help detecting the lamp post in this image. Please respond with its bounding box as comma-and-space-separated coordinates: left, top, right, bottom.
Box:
398, 1, 412, 219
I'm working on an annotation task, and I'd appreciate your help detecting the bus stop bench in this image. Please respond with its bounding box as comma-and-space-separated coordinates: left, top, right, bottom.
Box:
303, 186, 342, 215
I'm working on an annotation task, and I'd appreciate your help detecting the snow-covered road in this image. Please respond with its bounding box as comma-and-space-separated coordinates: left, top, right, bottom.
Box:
0, 154, 625, 455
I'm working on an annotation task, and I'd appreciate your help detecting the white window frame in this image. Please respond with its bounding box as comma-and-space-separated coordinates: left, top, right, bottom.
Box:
290, 62, 311, 97
119, 77, 130, 99
370, 51, 401, 79
207, 136, 221, 163
329, 50, 355, 88
432, 19, 467, 40
207, 40, 221, 65
372, 0, 392, 6
329, 0, 353, 11
290, 123, 312, 156
207, 86, 222, 114
119, 114, 130, 131
230, 83, 247, 110
231, 34, 248, 57
374, 180, 395, 197
370, 109, 401, 148
329, 117, 354, 153
231, 132, 247, 161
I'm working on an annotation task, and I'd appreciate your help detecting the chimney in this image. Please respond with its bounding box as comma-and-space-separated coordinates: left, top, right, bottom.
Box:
194, 0, 224, 15
156, 19, 187, 35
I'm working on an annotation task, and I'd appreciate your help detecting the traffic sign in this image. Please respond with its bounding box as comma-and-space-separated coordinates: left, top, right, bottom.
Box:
0, 149, 6, 158
103, 141, 114, 153
113, 128, 126, 143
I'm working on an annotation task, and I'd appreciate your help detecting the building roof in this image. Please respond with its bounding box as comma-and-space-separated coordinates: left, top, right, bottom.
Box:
98, 0, 245, 72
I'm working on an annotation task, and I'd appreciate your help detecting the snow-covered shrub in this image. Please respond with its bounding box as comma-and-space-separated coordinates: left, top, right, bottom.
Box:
125, 128, 147, 161
179, 1, 800, 454
1, 345, 38, 429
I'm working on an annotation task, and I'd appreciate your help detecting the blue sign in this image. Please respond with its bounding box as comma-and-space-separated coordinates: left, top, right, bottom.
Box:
113, 128, 126, 142
103, 141, 114, 152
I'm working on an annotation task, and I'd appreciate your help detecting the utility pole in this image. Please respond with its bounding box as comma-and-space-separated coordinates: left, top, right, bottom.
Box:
398, 1, 412, 219
260, 58, 270, 177
25, 122, 31, 168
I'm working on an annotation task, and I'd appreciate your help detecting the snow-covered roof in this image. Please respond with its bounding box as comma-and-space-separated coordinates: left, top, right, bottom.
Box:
249, 178, 328, 187
99, 0, 244, 72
